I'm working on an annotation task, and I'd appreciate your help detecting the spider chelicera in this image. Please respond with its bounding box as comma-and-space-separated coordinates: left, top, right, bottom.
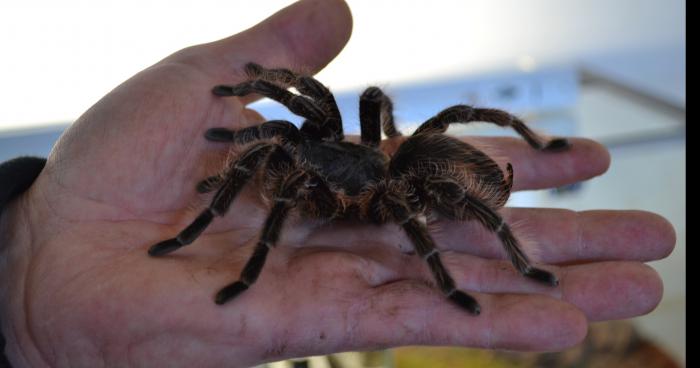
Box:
148, 62, 570, 315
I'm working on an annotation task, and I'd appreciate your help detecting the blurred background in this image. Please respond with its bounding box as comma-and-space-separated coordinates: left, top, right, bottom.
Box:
0, 0, 685, 366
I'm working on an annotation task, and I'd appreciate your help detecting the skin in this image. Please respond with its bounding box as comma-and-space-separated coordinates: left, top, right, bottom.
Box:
0, 0, 675, 366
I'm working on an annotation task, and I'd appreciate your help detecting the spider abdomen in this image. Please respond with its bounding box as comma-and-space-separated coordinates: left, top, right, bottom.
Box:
390, 134, 512, 212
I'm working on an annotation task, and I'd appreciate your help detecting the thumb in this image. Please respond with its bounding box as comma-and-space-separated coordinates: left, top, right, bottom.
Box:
180, 0, 353, 84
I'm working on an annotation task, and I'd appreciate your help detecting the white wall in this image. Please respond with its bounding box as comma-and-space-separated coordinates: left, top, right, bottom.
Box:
0, 0, 685, 129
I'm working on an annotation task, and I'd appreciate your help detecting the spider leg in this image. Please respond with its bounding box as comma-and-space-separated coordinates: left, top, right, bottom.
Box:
402, 218, 481, 314
387, 133, 554, 300
394, 155, 554, 284
197, 120, 301, 194
453, 192, 557, 286
360, 86, 401, 146
365, 182, 480, 315
215, 167, 308, 305
359, 87, 401, 147
213, 80, 326, 123
359, 88, 381, 147
204, 119, 301, 144
245, 63, 344, 141
148, 143, 275, 256
413, 105, 570, 151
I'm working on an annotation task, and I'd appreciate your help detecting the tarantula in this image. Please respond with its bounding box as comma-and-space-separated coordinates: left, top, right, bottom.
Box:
148, 62, 570, 315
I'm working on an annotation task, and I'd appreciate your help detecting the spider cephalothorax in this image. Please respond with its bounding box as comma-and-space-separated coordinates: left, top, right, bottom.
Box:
148, 62, 570, 315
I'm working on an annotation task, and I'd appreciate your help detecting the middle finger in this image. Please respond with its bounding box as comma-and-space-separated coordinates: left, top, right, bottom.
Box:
304, 208, 675, 264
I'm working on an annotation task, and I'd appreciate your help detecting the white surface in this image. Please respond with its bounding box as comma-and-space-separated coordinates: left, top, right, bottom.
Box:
0, 0, 685, 130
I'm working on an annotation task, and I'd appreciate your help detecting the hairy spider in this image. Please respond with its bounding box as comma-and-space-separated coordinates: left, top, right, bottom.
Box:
148, 62, 570, 315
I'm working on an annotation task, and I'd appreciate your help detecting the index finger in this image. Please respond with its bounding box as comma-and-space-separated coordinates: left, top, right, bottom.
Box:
466, 136, 611, 191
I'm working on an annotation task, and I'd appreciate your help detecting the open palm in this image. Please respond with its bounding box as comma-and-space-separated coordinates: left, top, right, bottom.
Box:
1, 1, 674, 367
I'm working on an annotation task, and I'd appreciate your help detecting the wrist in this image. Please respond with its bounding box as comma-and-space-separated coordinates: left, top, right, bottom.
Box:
1, 193, 50, 367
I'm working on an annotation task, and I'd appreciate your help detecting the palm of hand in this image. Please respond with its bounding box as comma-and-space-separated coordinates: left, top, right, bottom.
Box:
26, 61, 354, 365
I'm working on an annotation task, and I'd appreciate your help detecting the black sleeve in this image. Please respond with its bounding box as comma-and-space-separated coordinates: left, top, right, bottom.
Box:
0, 157, 47, 215
0, 156, 47, 368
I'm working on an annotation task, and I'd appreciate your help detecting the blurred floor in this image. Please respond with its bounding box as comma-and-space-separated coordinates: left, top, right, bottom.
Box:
266, 320, 681, 368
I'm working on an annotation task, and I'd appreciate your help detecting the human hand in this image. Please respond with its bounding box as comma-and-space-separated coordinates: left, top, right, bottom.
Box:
0, 0, 674, 367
